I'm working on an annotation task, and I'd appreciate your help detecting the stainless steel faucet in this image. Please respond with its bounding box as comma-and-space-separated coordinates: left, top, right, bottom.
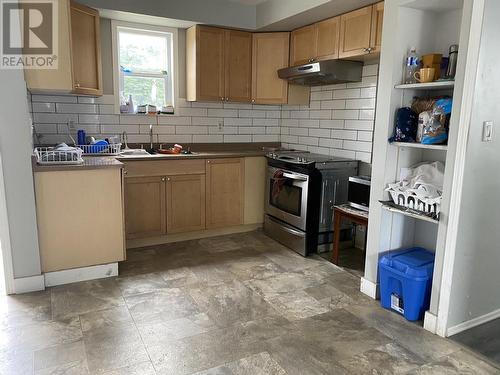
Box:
122, 131, 130, 150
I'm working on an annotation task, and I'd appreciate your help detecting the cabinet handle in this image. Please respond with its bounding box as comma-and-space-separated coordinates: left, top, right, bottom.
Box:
123, 170, 128, 175
167, 177, 170, 181
75, 83, 80, 88
251, 99, 255, 103
207, 160, 211, 164
225, 97, 229, 101
161, 177, 166, 181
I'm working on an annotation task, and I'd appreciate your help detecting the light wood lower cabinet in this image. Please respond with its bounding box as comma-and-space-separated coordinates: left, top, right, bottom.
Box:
34, 168, 125, 272
125, 176, 167, 239
166, 174, 206, 233
206, 158, 245, 228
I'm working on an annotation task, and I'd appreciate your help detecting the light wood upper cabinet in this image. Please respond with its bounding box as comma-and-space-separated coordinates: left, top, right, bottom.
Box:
70, 1, 102, 95
187, 26, 252, 103
206, 158, 244, 228
289, 24, 317, 66
225, 30, 252, 102
252, 32, 289, 105
339, 6, 373, 58
187, 26, 225, 102
290, 17, 340, 66
125, 176, 166, 239
166, 174, 206, 233
316, 17, 340, 61
370, 2, 384, 53
339, 2, 384, 59
24, 0, 102, 95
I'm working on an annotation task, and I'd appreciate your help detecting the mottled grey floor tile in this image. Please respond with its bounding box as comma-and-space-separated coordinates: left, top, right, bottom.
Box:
188, 263, 237, 287
263, 290, 330, 321
199, 236, 242, 253
339, 342, 425, 374
0, 290, 52, 328
305, 281, 359, 310
51, 279, 125, 320
188, 280, 279, 327
137, 312, 216, 347
148, 316, 290, 375
125, 287, 199, 323
261, 248, 325, 272
79, 305, 133, 332
116, 272, 169, 297
159, 266, 199, 288
0, 317, 82, 353
224, 256, 285, 281
101, 361, 156, 375
0, 347, 34, 375
192, 352, 287, 375
35, 359, 89, 375
245, 270, 325, 296
83, 322, 149, 374
407, 349, 500, 374
348, 304, 460, 362
34, 340, 87, 372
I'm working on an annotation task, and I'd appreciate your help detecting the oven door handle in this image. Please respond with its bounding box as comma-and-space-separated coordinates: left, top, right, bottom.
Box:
282, 172, 308, 181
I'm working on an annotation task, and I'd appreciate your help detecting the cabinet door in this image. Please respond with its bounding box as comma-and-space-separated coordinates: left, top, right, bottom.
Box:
206, 158, 244, 228
225, 30, 252, 103
70, 1, 102, 95
196, 26, 225, 101
252, 33, 289, 105
370, 2, 384, 53
316, 17, 340, 61
166, 174, 206, 233
339, 6, 373, 58
124, 176, 166, 239
289, 24, 318, 65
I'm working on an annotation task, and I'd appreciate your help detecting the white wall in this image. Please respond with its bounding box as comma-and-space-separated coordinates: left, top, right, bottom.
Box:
0, 70, 41, 280
445, 0, 500, 331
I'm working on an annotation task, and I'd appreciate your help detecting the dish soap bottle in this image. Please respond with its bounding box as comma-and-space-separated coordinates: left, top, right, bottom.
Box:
404, 47, 419, 84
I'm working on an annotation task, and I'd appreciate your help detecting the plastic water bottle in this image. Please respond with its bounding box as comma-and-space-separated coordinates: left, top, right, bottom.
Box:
404, 47, 419, 84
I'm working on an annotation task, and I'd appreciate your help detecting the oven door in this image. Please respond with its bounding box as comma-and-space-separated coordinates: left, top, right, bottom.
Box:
265, 167, 309, 231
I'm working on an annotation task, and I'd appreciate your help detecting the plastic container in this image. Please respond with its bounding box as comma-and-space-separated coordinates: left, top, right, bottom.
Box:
404, 47, 419, 84
379, 247, 435, 321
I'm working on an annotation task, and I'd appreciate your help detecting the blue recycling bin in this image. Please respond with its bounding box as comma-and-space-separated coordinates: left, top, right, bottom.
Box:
379, 247, 435, 321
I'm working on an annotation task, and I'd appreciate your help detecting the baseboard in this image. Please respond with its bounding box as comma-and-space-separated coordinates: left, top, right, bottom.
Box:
424, 311, 438, 334
44, 263, 118, 287
360, 277, 379, 299
127, 223, 262, 249
447, 307, 500, 337
13, 275, 45, 294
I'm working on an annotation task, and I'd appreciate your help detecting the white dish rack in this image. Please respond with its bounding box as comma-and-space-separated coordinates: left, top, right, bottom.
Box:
386, 187, 441, 215
77, 143, 122, 155
35, 147, 84, 165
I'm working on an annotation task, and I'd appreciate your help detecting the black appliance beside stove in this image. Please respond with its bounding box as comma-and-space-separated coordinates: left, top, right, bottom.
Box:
264, 151, 358, 256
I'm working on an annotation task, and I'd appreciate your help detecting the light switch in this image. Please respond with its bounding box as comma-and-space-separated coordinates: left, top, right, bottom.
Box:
483, 121, 493, 142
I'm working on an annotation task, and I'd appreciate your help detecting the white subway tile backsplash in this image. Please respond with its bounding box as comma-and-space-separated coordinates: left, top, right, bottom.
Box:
344, 120, 374, 131
157, 116, 191, 125
31, 64, 378, 162
309, 128, 331, 138
320, 100, 346, 110
176, 125, 207, 134
208, 109, 238, 118
319, 138, 343, 149
32, 102, 55, 113
193, 135, 223, 143
56, 103, 98, 114
345, 98, 376, 110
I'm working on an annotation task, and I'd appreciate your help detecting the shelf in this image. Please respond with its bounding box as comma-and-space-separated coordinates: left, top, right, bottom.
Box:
391, 142, 447, 151
381, 202, 439, 224
394, 81, 455, 90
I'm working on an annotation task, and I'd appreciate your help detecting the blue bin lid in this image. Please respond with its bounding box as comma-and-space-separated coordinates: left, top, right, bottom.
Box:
379, 247, 435, 279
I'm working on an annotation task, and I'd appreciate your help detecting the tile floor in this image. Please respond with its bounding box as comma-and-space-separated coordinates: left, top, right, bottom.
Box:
1, 230, 498, 374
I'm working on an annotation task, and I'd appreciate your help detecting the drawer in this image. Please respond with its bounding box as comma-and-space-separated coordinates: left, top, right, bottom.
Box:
123, 159, 206, 177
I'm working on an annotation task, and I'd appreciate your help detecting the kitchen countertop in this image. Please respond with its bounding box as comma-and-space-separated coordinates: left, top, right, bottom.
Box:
32, 156, 124, 172
32, 149, 269, 172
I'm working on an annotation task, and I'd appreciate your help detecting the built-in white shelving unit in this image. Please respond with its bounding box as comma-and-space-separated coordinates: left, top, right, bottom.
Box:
364, 0, 471, 334
394, 81, 455, 90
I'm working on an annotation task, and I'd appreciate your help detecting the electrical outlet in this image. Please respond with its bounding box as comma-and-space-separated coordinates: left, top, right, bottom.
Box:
218, 120, 224, 131
483, 121, 493, 142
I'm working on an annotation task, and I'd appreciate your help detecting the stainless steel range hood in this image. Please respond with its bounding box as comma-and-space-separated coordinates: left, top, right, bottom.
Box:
278, 59, 363, 86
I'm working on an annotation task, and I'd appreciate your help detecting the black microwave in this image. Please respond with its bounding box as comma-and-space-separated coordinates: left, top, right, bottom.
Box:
348, 176, 371, 211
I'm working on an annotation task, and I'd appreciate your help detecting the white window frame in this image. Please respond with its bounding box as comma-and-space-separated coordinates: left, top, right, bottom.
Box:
111, 20, 179, 114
